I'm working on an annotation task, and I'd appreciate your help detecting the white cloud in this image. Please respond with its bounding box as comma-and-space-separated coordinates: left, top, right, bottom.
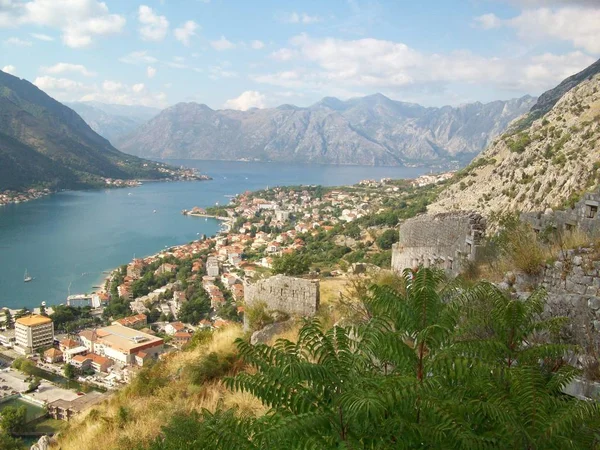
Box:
174, 20, 198, 46
3, 37, 32, 46
209, 64, 238, 79
34, 75, 88, 92
280, 12, 322, 24
138, 5, 169, 41
270, 48, 296, 61
475, 6, 600, 53
250, 40, 264, 50
224, 91, 266, 110
2, 65, 16, 75
30, 32, 53, 41
119, 50, 158, 65
147, 66, 156, 78
33, 74, 167, 106
42, 62, 95, 77
210, 36, 235, 51
0, 0, 126, 48
473, 13, 503, 30
102, 80, 123, 92
253, 34, 597, 99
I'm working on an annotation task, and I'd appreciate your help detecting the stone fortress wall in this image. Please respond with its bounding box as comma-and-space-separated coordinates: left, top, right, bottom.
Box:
244, 274, 320, 317
522, 191, 600, 237
391, 211, 486, 276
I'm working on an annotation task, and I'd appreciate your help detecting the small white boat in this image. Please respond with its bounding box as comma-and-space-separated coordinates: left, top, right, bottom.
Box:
153, 210, 157, 213
24, 269, 33, 283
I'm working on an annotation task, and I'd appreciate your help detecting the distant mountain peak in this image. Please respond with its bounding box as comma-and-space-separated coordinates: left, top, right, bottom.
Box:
116, 92, 536, 167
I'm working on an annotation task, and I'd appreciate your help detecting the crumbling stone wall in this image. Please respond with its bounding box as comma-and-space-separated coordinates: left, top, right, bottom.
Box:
244, 274, 320, 318
509, 251, 600, 330
391, 211, 486, 275
522, 191, 600, 237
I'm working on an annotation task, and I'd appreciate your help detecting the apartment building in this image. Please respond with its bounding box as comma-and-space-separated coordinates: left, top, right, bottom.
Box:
15, 315, 54, 354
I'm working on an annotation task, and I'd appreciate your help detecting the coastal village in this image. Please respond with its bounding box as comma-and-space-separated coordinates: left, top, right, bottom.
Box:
0, 171, 449, 441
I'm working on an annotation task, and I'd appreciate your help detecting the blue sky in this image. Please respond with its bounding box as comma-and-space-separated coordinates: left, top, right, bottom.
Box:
1, 0, 599, 110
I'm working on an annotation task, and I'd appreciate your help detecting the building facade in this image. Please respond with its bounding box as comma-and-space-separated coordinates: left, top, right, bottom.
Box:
15, 315, 54, 353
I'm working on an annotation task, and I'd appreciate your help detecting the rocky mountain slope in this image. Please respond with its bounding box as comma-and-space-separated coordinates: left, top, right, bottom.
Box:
430, 59, 600, 215
116, 94, 535, 167
0, 70, 170, 191
66, 101, 160, 144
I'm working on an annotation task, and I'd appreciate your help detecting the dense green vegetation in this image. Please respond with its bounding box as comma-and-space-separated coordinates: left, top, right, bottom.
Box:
0, 70, 173, 191
144, 268, 599, 449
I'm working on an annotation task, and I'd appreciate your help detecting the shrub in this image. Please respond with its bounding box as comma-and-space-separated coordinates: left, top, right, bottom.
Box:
245, 301, 273, 331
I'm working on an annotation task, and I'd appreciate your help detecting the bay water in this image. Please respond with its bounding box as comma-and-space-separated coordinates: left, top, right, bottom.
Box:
0, 160, 428, 309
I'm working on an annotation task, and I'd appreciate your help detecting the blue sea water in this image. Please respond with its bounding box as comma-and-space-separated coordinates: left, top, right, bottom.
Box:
0, 160, 428, 308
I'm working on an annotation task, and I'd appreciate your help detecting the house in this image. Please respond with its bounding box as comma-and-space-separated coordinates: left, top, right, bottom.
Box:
134, 351, 150, 366
199, 319, 212, 329
155, 263, 177, 276
44, 347, 63, 363
71, 355, 92, 370
165, 322, 185, 336
59, 338, 79, 353
127, 259, 145, 279
113, 314, 147, 329
260, 257, 273, 269
64, 345, 88, 363
266, 242, 281, 254
89, 353, 113, 373
232, 284, 244, 301
173, 332, 193, 347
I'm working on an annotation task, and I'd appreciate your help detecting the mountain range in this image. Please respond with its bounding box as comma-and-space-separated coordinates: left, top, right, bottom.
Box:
115, 94, 536, 167
430, 57, 600, 214
0, 70, 171, 192
66, 101, 160, 144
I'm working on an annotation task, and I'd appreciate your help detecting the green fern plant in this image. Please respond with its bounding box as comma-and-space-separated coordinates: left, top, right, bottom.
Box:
146, 268, 600, 450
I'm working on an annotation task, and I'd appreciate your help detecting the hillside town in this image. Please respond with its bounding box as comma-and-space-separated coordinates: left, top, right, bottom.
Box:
0, 173, 452, 430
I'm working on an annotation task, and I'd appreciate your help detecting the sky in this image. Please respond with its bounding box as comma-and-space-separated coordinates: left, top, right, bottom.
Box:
1, 0, 599, 111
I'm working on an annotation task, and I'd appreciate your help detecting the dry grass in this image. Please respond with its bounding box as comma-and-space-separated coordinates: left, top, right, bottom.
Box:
52, 325, 268, 450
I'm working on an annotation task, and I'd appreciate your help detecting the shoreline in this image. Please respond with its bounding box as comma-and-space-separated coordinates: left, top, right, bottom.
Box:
0, 172, 211, 208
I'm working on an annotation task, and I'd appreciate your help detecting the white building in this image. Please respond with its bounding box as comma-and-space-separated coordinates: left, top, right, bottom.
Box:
15, 315, 54, 354
206, 256, 219, 277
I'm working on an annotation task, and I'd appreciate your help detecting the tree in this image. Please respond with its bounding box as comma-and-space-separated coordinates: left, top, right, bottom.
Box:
0, 431, 22, 450
27, 377, 40, 393
0, 406, 27, 433
147, 268, 600, 449
3, 309, 12, 330
271, 253, 311, 276
375, 229, 399, 250
64, 363, 76, 380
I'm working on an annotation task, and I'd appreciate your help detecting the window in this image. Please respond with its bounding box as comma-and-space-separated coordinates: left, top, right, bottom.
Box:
587, 205, 597, 219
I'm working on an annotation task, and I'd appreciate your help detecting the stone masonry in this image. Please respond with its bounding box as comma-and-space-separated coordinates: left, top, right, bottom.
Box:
514, 250, 600, 330
391, 211, 486, 276
522, 191, 600, 237
244, 274, 320, 318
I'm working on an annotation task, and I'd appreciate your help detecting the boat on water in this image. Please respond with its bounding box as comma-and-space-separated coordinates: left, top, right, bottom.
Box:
24, 269, 33, 283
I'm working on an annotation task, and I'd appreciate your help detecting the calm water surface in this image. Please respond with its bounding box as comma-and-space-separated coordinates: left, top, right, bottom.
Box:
0, 160, 428, 308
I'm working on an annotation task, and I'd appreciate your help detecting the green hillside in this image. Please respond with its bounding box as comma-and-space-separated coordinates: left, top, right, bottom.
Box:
0, 70, 170, 191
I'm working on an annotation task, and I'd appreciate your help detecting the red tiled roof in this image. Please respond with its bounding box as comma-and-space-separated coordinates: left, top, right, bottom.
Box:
60, 338, 78, 349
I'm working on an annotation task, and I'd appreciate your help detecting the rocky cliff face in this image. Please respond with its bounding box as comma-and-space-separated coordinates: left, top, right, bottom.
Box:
116, 94, 535, 166
430, 64, 600, 215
